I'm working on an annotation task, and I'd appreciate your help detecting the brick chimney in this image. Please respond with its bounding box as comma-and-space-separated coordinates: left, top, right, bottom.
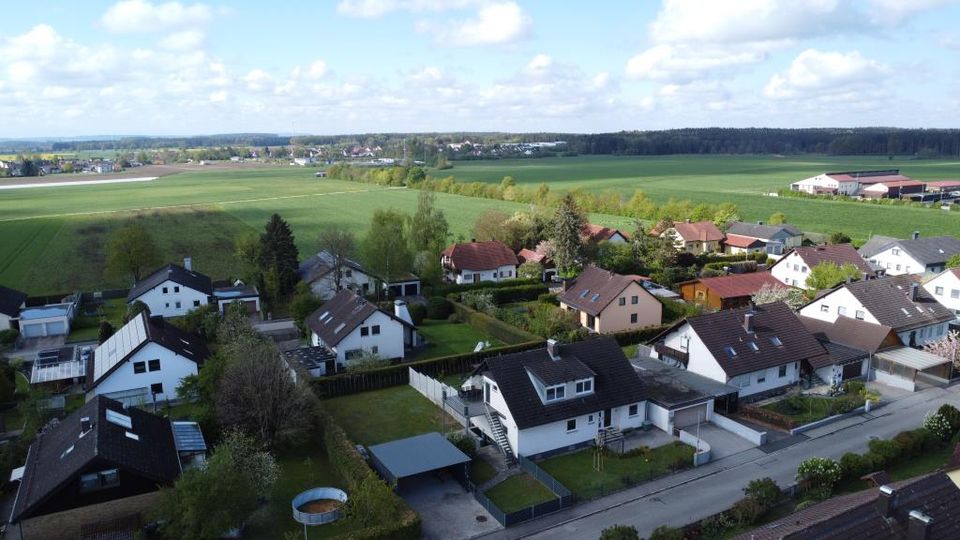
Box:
911, 283, 920, 301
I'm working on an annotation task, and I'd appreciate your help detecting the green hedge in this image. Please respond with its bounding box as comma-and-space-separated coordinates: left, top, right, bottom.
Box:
456, 283, 549, 305
610, 325, 671, 347
699, 252, 769, 265
450, 299, 542, 344
432, 278, 541, 297
738, 404, 796, 430
309, 340, 543, 398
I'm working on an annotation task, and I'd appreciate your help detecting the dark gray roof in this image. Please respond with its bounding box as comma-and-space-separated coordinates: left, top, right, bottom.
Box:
885, 236, 960, 266
859, 235, 899, 258
480, 338, 648, 430
11, 396, 182, 522
282, 345, 336, 370
127, 263, 213, 301
813, 341, 870, 370
0, 284, 27, 317
798, 315, 900, 354
679, 302, 828, 377
841, 274, 956, 332
726, 222, 802, 240
298, 251, 365, 284
631, 357, 737, 408
525, 354, 595, 386
368, 432, 470, 482
305, 289, 413, 347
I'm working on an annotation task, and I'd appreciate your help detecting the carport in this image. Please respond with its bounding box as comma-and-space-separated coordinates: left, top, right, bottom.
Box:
874, 347, 953, 391
368, 432, 471, 490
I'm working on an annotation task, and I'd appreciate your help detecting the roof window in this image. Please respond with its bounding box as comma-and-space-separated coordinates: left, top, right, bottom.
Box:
60, 444, 75, 459
724, 346, 737, 358
747, 342, 759, 352
769, 336, 783, 346
105, 409, 132, 429
591, 293, 600, 302
125, 431, 139, 441
579, 289, 590, 298
334, 323, 346, 334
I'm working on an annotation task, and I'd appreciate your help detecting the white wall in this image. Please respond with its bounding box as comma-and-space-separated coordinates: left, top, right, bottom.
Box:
770, 252, 812, 289
312, 310, 406, 362
868, 247, 926, 276
798, 288, 878, 325
924, 272, 960, 319
656, 325, 730, 385
873, 368, 915, 391
647, 403, 671, 432
131, 280, 209, 318
516, 413, 598, 457
897, 322, 949, 347
0, 313, 12, 331
449, 264, 517, 284
726, 363, 799, 397
87, 342, 197, 402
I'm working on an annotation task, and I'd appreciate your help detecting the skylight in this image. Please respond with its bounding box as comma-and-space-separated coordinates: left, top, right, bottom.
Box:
579, 289, 590, 298
61, 444, 75, 459
591, 293, 600, 302
901, 308, 911, 316
724, 346, 737, 358
125, 431, 139, 441
769, 336, 783, 346
105, 410, 132, 429
334, 323, 346, 334
319, 311, 330, 323
747, 342, 759, 352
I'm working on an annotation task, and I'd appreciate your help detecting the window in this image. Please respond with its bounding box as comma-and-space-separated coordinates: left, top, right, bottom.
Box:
619, 297, 626, 306
588, 414, 595, 424
345, 269, 353, 277
79, 469, 120, 493
175, 301, 181, 309
193, 300, 201, 307
630, 313, 638, 323
935, 286, 945, 296
148, 359, 160, 372
371, 346, 378, 355
566, 419, 577, 432
575, 379, 593, 394
372, 325, 381, 335
855, 310, 865, 320
174, 286, 180, 293
724, 346, 737, 358
545, 385, 565, 402
769, 336, 783, 346
778, 365, 787, 378
747, 341, 759, 351
345, 349, 363, 360
150, 383, 163, 395
133, 361, 146, 374
952, 290, 960, 299
820, 304, 830, 313
757, 375, 766, 383
896, 264, 901, 271
631, 296, 638, 305
801, 266, 808, 273
162, 287, 168, 294
628, 403, 639, 417
164, 303, 170, 308
892, 248, 900, 255
360, 326, 369, 337
793, 264, 799, 271
838, 306, 847, 316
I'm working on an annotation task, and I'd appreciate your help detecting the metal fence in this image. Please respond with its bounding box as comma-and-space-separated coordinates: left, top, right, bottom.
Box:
473, 456, 574, 527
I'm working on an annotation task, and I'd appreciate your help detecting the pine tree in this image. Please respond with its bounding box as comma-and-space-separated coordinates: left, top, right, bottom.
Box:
259, 214, 299, 298
550, 193, 586, 276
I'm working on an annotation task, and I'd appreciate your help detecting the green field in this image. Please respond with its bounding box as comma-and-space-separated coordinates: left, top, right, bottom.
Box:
443, 155, 960, 241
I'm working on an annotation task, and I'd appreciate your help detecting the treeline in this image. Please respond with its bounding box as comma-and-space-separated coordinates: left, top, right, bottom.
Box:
0, 134, 290, 153
327, 163, 741, 225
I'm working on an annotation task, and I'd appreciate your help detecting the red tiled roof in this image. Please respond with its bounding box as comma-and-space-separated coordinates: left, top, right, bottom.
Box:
927, 180, 960, 189
773, 243, 876, 277
724, 234, 765, 249
827, 172, 912, 184
442, 240, 518, 272
583, 223, 628, 242
672, 220, 725, 242
692, 272, 783, 299
517, 248, 549, 265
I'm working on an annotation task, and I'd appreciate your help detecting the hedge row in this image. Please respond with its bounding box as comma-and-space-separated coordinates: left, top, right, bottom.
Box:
309, 340, 543, 398
699, 252, 770, 265
315, 403, 421, 539
430, 278, 541, 297
738, 404, 796, 431
450, 299, 542, 345
455, 283, 549, 305
609, 325, 671, 347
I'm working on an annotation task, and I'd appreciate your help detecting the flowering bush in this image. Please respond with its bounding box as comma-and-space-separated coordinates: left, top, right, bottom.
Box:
796, 457, 842, 490
924, 410, 953, 441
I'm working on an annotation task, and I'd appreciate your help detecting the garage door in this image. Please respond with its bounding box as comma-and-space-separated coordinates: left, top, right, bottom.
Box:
243, 300, 258, 314
404, 283, 419, 296
21, 323, 44, 338
673, 404, 708, 430
45, 321, 67, 335
842, 362, 862, 380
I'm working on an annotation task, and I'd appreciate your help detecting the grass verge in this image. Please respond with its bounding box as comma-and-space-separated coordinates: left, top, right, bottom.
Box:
484, 473, 557, 514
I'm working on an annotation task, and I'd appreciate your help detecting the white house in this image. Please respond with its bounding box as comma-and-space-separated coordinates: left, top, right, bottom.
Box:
127, 260, 212, 318
924, 268, 960, 320
299, 251, 421, 299
583, 223, 629, 244
652, 220, 725, 255
305, 290, 418, 366
798, 274, 956, 348
441, 240, 519, 284
212, 283, 261, 315
649, 302, 827, 399
790, 170, 911, 196
769, 244, 876, 290
861, 233, 960, 276
86, 312, 208, 404
724, 221, 803, 256
0, 285, 27, 331
458, 338, 650, 459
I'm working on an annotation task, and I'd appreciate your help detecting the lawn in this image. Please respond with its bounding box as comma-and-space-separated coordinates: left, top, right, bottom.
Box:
484, 473, 557, 514
323, 385, 457, 446
415, 319, 503, 360
761, 394, 864, 426
68, 298, 128, 343
538, 442, 694, 501
833, 441, 957, 496
470, 458, 498, 485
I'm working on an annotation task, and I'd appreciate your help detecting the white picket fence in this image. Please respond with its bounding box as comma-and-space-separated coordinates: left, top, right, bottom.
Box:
408, 368, 469, 427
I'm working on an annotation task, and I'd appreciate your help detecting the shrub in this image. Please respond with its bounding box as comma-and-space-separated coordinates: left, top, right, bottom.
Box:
843, 380, 865, 395
729, 496, 765, 526
924, 410, 953, 441
407, 303, 426, 325
426, 297, 452, 319
538, 292, 559, 305
744, 477, 780, 512
794, 499, 820, 511
893, 430, 924, 457
829, 394, 863, 415
699, 513, 734, 539
459, 291, 495, 312
0, 329, 17, 346
796, 457, 842, 492
446, 432, 476, 458
649, 525, 683, 540
840, 452, 870, 479
867, 439, 900, 467
600, 524, 639, 540
609, 324, 672, 347
937, 404, 960, 437
484, 284, 549, 304
97, 320, 116, 344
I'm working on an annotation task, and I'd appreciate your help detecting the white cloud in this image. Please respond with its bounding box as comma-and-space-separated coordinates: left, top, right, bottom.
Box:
158, 30, 205, 51
101, 0, 213, 33
763, 49, 889, 100
243, 69, 272, 92
527, 53, 552, 71
868, 0, 959, 24
433, 1, 531, 46
336, 0, 477, 18
625, 44, 765, 82
305, 60, 327, 80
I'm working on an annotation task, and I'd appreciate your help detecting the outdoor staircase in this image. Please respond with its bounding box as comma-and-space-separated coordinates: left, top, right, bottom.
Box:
484, 405, 518, 468
597, 426, 625, 449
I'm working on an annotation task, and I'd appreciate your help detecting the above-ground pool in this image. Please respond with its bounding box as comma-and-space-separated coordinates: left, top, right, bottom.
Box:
292, 487, 348, 526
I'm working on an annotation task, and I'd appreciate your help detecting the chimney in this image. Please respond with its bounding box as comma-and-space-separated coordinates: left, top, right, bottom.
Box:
878, 485, 897, 518
394, 299, 413, 325
183, 257, 192, 271
911, 283, 920, 301
908, 510, 933, 540
846, 275, 853, 284
546, 339, 560, 361
80, 416, 91, 433
912, 231, 920, 240
743, 313, 754, 333
471, 238, 476, 243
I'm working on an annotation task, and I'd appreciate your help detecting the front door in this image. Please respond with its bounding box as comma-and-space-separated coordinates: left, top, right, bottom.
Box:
602, 408, 612, 428
473, 273, 481, 284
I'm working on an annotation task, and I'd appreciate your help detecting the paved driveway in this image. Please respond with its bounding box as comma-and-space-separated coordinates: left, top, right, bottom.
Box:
401, 474, 501, 539
698, 423, 756, 460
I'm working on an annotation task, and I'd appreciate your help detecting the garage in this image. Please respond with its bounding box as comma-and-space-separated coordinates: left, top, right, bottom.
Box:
404, 283, 420, 296
673, 403, 709, 430
18, 304, 75, 338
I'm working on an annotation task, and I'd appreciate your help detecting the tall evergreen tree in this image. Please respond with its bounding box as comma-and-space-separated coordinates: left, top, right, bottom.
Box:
550, 193, 586, 276
259, 214, 299, 297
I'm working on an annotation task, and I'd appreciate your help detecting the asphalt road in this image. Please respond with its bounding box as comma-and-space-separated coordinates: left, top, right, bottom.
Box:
476, 385, 960, 540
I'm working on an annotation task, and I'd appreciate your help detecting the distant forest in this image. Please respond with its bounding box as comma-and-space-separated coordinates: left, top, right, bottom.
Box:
3, 127, 960, 157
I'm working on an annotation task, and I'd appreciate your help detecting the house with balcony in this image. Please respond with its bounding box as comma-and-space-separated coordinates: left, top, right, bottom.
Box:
305, 290, 418, 365
769, 243, 876, 290
557, 266, 662, 333
441, 240, 519, 284
648, 302, 828, 399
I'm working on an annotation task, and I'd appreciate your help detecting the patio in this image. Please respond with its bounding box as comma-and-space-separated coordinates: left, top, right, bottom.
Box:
619, 427, 676, 453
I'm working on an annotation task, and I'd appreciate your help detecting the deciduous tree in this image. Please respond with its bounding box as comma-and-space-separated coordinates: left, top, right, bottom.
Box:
317, 226, 356, 291
105, 223, 160, 283
768, 212, 786, 225
362, 208, 413, 283
805, 262, 863, 292
751, 283, 807, 310
471, 209, 510, 242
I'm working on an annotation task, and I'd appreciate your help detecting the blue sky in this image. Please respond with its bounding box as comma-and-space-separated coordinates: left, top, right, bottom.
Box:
1, 0, 959, 137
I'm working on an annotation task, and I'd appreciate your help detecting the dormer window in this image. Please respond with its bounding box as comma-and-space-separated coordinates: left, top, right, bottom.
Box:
575, 379, 593, 394
545, 385, 565, 402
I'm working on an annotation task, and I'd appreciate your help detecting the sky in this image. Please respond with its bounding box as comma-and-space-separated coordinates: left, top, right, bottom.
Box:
2, 0, 960, 137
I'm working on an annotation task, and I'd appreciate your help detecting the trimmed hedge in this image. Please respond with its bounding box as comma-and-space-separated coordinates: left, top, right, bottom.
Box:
609, 325, 671, 347
738, 404, 796, 430
449, 299, 542, 345
309, 340, 543, 398
456, 283, 549, 305
431, 278, 541, 297
699, 252, 769, 265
